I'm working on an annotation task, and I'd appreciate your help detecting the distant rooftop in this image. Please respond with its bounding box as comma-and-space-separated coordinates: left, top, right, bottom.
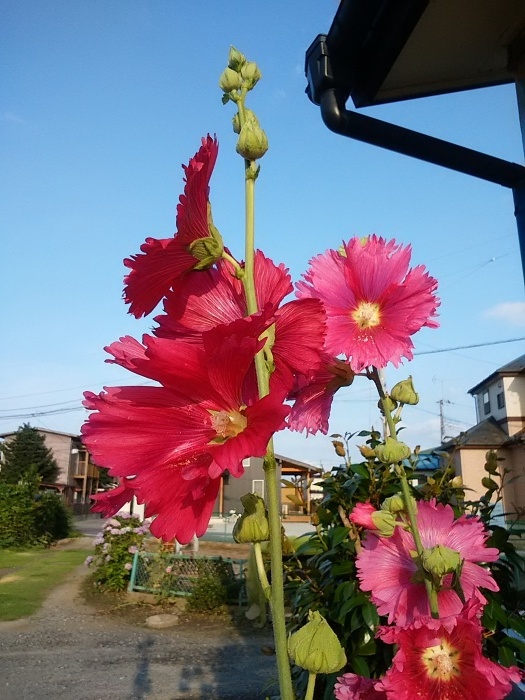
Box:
468, 353, 525, 395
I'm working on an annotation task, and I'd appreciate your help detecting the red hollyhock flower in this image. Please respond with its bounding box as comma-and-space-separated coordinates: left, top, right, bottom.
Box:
154, 250, 326, 399
123, 135, 222, 318
376, 606, 521, 700
296, 235, 439, 371
82, 315, 290, 543
91, 478, 138, 517
287, 354, 354, 434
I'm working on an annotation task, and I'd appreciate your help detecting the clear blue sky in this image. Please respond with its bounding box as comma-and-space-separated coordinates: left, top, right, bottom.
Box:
2, 0, 524, 469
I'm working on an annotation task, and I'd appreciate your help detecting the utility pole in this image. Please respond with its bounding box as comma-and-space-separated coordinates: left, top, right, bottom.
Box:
438, 399, 452, 443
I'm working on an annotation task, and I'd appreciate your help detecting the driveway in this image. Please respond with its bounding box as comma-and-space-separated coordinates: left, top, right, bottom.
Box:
0, 539, 276, 700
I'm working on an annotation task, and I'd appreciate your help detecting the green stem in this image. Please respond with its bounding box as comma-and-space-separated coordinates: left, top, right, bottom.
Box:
370, 368, 440, 618
238, 112, 294, 699
253, 542, 271, 600
305, 673, 317, 700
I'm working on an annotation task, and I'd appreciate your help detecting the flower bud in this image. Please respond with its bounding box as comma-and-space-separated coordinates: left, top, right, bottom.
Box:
332, 440, 346, 458
390, 376, 419, 405
421, 544, 462, 579
288, 610, 346, 674
236, 117, 268, 160
375, 437, 411, 464
358, 445, 376, 459
232, 493, 270, 543
228, 46, 246, 71
378, 395, 398, 413
219, 67, 242, 93
370, 510, 396, 537
189, 234, 223, 270
241, 61, 262, 89
381, 493, 407, 514
450, 475, 463, 489
232, 107, 257, 135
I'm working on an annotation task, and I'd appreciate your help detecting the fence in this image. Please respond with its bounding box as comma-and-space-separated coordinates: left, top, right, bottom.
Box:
128, 551, 247, 603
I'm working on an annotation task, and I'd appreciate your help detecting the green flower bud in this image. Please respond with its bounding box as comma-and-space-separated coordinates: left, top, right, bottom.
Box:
375, 437, 411, 464
381, 493, 407, 514
236, 117, 268, 161
189, 234, 223, 270
421, 544, 462, 579
378, 395, 398, 414
370, 510, 396, 537
232, 493, 270, 543
219, 67, 242, 93
241, 61, 262, 89
288, 610, 346, 674
390, 376, 419, 405
232, 109, 259, 135
228, 46, 246, 72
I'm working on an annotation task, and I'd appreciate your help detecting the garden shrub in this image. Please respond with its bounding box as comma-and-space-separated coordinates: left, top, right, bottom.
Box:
0, 480, 41, 548
85, 513, 149, 591
187, 571, 229, 612
34, 492, 72, 543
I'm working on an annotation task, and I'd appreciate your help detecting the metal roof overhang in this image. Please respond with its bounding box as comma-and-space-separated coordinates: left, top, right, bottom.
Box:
305, 0, 525, 280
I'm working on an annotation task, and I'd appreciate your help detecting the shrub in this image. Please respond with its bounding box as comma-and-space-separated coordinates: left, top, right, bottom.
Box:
85, 513, 149, 591
34, 492, 72, 543
0, 480, 41, 548
187, 571, 229, 612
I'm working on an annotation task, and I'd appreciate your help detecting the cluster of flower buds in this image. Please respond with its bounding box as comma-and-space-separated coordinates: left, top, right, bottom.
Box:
219, 46, 268, 162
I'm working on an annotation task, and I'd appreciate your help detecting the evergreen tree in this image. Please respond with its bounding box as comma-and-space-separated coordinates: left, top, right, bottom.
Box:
0, 424, 60, 484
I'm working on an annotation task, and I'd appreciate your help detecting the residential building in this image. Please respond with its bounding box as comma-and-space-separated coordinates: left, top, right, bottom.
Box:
437, 354, 525, 526
0, 427, 100, 514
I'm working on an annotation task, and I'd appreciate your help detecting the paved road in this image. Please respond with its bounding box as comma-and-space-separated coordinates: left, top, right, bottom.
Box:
0, 537, 276, 700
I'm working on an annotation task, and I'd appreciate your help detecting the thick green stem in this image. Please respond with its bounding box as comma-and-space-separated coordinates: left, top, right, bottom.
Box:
239, 132, 294, 699
370, 368, 440, 618
305, 673, 317, 700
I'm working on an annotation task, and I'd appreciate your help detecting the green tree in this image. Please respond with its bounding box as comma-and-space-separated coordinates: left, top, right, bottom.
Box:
0, 424, 60, 484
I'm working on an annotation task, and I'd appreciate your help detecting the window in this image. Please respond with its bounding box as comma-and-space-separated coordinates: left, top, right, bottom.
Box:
252, 480, 264, 498
497, 392, 505, 410
482, 390, 491, 415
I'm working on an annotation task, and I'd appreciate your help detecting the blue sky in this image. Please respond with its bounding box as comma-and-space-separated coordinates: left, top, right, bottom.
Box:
2, 0, 524, 469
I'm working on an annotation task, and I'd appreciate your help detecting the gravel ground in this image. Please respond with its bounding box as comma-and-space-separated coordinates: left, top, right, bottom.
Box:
0, 538, 276, 700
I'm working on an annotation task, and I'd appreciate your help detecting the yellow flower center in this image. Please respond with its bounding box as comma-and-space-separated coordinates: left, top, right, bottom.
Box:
209, 409, 247, 442
422, 640, 461, 681
351, 301, 381, 329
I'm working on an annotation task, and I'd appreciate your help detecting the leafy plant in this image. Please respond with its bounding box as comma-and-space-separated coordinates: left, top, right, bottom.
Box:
187, 571, 229, 612
285, 438, 525, 699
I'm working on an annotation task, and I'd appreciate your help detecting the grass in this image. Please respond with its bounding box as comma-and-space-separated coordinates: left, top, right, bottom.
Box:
0, 548, 87, 621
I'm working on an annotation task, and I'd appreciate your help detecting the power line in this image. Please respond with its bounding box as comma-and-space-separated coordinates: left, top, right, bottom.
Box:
414, 337, 524, 356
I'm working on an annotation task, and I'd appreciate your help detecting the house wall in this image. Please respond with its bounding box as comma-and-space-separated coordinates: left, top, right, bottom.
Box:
34, 431, 73, 485
503, 376, 525, 436
455, 446, 525, 524
218, 456, 266, 516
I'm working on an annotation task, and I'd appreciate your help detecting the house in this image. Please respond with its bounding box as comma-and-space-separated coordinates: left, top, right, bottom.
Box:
437, 354, 525, 526
0, 427, 100, 515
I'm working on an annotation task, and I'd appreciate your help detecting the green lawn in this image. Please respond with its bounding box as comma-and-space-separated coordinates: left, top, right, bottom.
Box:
0, 548, 87, 621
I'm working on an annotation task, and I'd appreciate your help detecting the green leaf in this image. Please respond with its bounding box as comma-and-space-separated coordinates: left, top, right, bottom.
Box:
329, 526, 350, 548
331, 560, 354, 576
350, 656, 369, 677
498, 644, 518, 667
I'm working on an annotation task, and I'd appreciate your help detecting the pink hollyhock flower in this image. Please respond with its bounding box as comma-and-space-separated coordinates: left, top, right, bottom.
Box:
334, 673, 386, 700
356, 500, 499, 627
123, 135, 221, 318
376, 606, 521, 700
288, 355, 354, 435
349, 503, 378, 530
82, 316, 290, 543
154, 250, 326, 398
296, 235, 439, 372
